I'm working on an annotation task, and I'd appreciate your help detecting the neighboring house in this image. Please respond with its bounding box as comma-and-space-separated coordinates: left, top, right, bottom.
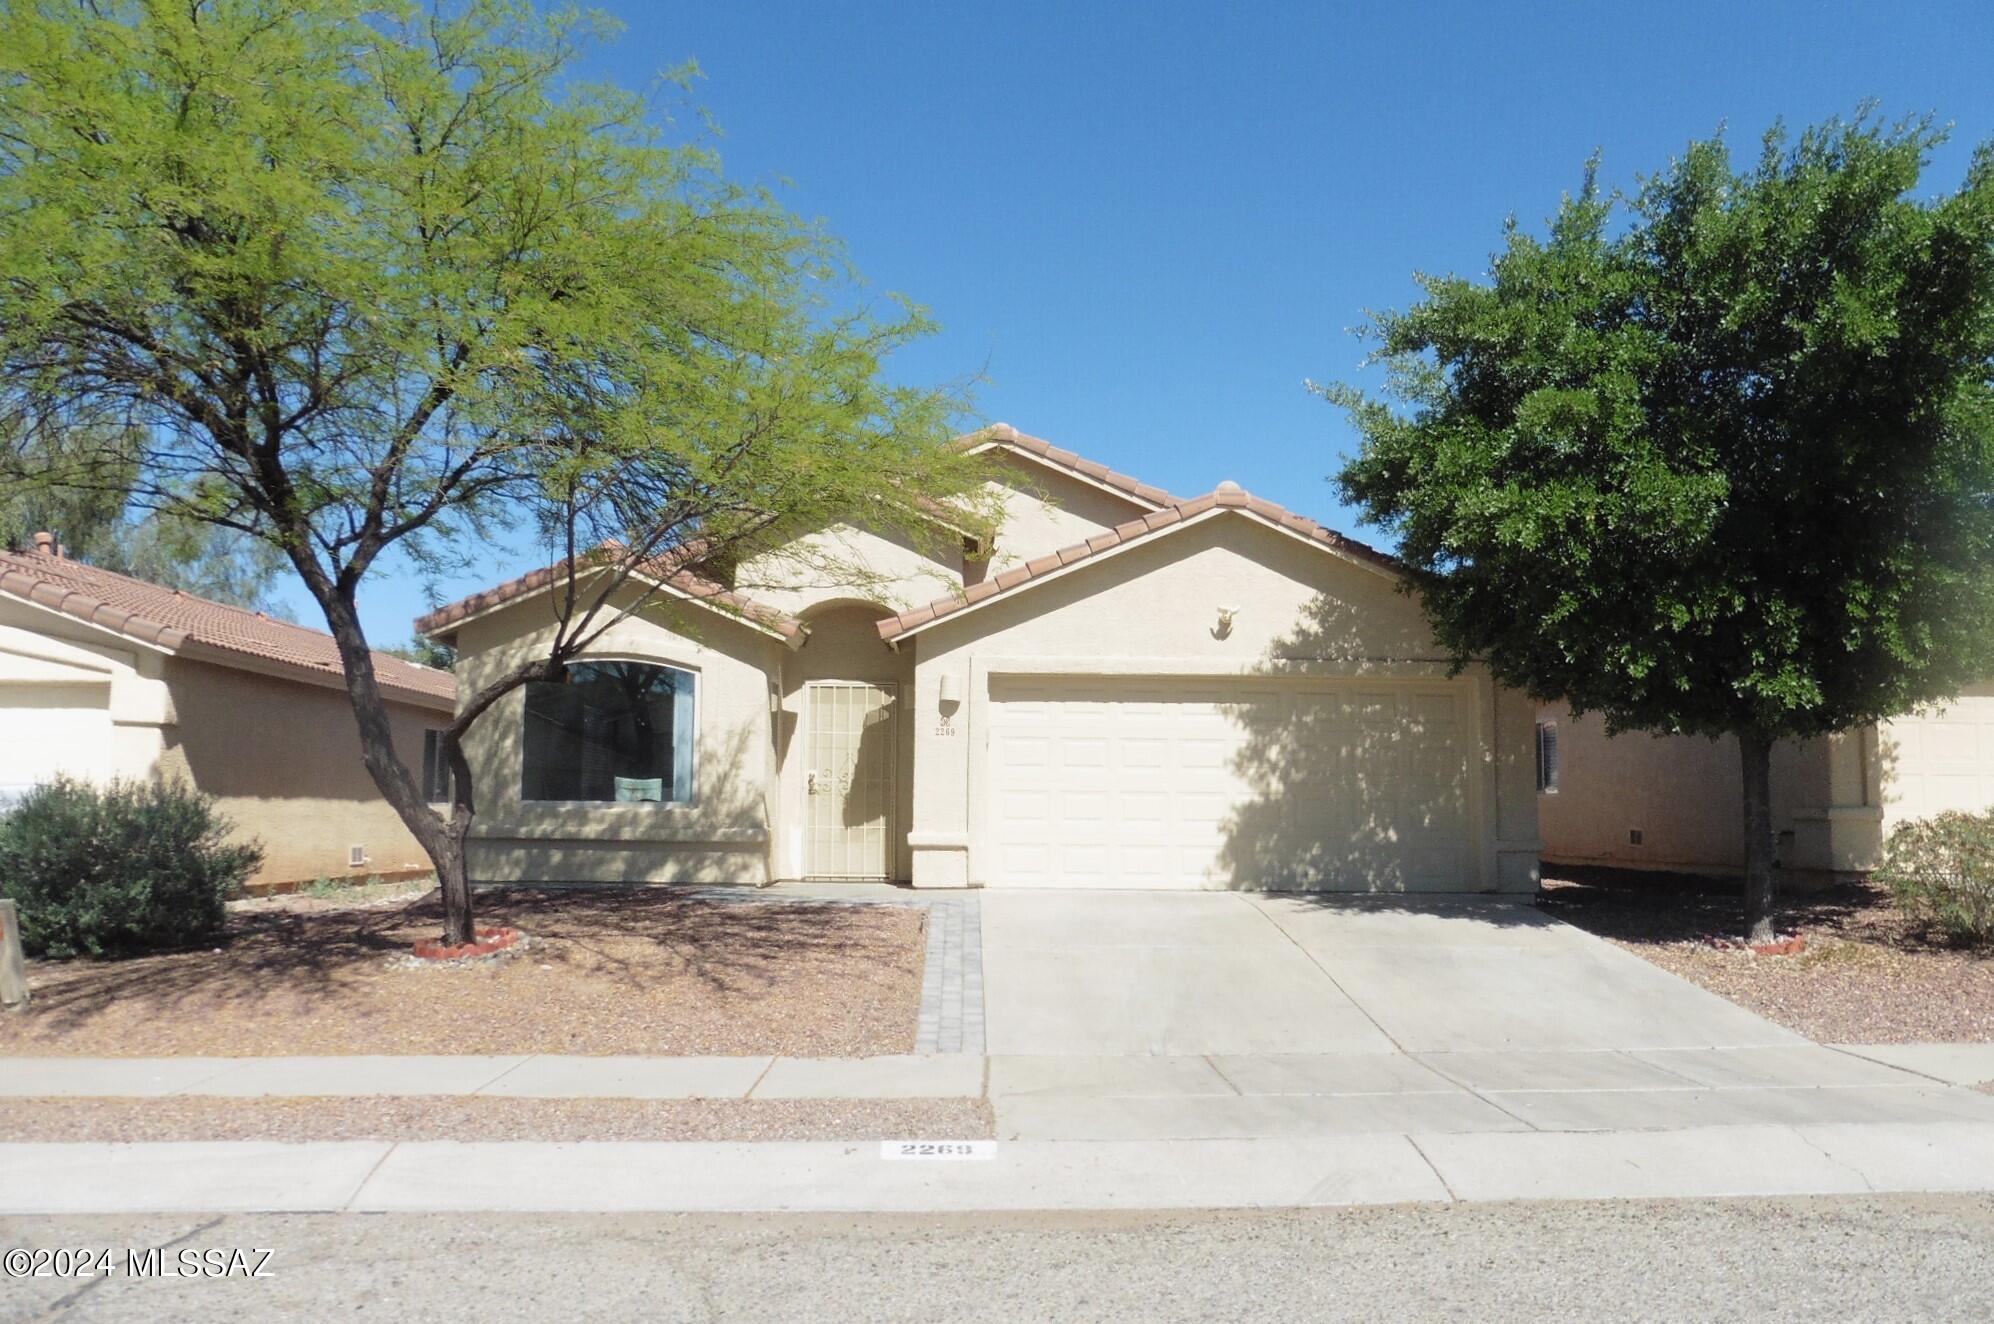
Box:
0, 533, 456, 886
418, 426, 1543, 893
1536, 689, 1994, 880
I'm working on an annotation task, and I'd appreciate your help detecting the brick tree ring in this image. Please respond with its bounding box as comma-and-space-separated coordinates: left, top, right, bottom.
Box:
411, 927, 522, 962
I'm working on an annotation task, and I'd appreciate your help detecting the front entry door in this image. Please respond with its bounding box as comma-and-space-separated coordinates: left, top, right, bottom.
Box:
805, 681, 898, 879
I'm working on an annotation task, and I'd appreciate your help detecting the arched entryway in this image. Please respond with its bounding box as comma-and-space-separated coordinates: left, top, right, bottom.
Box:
780, 601, 915, 880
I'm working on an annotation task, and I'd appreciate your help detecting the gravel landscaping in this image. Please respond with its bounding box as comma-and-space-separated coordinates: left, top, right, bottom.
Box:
1542, 868, 1994, 1042
0, 886, 927, 1057
0, 1095, 994, 1143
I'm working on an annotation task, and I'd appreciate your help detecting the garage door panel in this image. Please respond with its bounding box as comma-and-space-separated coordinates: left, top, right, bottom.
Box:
986, 677, 1473, 891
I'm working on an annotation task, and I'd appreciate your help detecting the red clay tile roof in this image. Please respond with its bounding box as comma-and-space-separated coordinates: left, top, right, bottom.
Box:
414, 546, 806, 645
0, 545, 456, 707
971, 423, 1179, 507
875, 481, 1402, 642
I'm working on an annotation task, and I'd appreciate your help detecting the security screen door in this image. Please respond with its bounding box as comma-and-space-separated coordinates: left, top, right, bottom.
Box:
805, 681, 898, 879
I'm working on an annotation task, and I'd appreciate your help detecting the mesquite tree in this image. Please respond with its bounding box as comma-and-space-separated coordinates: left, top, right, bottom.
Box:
1322, 115, 1994, 942
0, 0, 989, 944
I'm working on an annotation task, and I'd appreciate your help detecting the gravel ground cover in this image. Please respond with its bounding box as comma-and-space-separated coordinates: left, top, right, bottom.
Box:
1542, 868, 1994, 1042
0, 887, 926, 1057
0, 1095, 994, 1143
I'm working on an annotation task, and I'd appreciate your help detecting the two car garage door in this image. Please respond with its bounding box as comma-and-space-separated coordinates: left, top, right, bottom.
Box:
987, 676, 1472, 890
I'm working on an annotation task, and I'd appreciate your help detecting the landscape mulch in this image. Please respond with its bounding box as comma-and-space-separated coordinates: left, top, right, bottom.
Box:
1542, 868, 1994, 1043
0, 887, 927, 1058
0, 1095, 994, 1143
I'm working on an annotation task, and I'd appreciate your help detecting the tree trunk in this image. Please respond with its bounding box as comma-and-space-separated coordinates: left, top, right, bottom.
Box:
306, 583, 477, 946
1739, 730, 1778, 945
429, 824, 475, 948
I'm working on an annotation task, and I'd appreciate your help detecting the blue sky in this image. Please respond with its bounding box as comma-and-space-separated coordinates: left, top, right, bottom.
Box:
323, 0, 1994, 644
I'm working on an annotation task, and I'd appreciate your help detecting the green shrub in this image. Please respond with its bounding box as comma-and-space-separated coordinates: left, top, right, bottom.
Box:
0, 776, 263, 958
1875, 809, 1994, 944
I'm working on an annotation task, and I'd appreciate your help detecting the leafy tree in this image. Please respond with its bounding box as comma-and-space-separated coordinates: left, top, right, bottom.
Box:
381, 636, 457, 672
2, 428, 291, 614
0, 0, 990, 944
1322, 115, 1994, 941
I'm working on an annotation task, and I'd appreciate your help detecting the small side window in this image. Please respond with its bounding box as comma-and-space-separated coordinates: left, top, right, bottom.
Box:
1535, 722, 1560, 795
422, 730, 453, 804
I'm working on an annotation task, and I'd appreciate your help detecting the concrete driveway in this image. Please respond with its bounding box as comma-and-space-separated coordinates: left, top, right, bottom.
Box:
977, 890, 1994, 1142
979, 889, 1803, 1057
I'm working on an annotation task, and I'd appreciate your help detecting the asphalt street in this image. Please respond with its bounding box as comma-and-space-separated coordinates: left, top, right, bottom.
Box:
4, 1195, 1991, 1322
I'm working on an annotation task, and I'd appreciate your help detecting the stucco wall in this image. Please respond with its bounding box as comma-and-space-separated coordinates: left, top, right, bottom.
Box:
737, 522, 963, 618
3, 597, 442, 887
450, 586, 785, 884
983, 454, 1151, 569
158, 657, 443, 885
1535, 703, 1844, 876
1541, 683, 1994, 880
899, 511, 1539, 893
0, 598, 173, 797
736, 454, 1150, 618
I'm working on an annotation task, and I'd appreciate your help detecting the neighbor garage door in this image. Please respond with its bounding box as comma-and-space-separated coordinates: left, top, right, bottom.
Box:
986, 676, 1472, 890
1881, 688, 1994, 824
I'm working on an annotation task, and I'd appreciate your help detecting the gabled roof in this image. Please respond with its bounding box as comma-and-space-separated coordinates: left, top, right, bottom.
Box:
968, 423, 1179, 508
0, 543, 456, 708
414, 546, 806, 646
875, 481, 1401, 643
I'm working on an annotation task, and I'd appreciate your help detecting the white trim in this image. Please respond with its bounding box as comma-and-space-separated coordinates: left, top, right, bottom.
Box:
886, 506, 1402, 645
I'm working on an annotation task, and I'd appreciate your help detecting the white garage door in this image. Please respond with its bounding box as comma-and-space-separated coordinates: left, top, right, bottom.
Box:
986, 677, 1472, 890
1882, 688, 1994, 824
0, 683, 114, 806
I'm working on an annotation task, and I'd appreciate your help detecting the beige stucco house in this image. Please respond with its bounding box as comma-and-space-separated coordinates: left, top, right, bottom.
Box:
419, 427, 1543, 893
0, 535, 456, 886
1537, 686, 1994, 880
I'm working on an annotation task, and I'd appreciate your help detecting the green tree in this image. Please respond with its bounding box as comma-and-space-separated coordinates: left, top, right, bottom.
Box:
3, 428, 291, 613
1322, 115, 1994, 941
0, 0, 991, 944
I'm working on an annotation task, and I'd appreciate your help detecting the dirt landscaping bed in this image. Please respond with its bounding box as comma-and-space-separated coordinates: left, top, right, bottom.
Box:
1541, 868, 1994, 1042
0, 1095, 993, 1143
0, 886, 927, 1057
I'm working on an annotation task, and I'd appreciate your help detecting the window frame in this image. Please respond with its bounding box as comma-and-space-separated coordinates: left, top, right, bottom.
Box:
1535, 720, 1560, 796
518, 656, 701, 808
421, 729, 454, 805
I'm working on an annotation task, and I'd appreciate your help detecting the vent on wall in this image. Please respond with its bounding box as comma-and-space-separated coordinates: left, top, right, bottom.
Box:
348, 845, 367, 868
1627, 829, 1644, 847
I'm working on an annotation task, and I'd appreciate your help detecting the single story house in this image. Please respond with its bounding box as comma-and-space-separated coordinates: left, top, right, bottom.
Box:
0, 533, 456, 886
1537, 688, 1994, 880
418, 426, 1542, 893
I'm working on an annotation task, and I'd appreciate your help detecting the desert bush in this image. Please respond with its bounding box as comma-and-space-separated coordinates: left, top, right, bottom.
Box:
1875, 809, 1994, 944
0, 776, 263, 958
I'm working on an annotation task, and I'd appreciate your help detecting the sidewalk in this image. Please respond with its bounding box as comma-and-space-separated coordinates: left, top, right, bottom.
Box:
7, 1124, 1994, 1213
5, 1043, 1994, 1212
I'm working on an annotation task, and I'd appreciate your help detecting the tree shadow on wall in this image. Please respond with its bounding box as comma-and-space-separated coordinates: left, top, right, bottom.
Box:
1212, 591, 1500, 910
